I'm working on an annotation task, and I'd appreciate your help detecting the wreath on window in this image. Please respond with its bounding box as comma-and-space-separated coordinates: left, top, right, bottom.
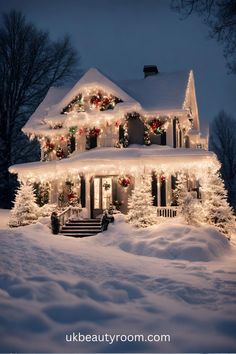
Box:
103, 180, 111, 191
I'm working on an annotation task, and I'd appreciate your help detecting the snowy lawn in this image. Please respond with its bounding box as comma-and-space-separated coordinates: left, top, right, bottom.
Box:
0, 211, 236, 352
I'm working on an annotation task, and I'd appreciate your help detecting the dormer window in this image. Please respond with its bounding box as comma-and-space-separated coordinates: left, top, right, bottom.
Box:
61, 89, 123, 114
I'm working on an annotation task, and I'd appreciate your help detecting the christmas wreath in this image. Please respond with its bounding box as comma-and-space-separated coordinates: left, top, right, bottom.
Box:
148, 118, 166, 135
45, 141, 55, 152
89, 127, 101, 138
118, 176, 131, 189
61, 90, 122, 114
103, 180, 111, 191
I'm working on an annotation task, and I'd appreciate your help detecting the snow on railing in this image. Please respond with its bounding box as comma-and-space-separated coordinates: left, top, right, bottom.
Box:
58, 206, 82, 226
156, 206, 178, 218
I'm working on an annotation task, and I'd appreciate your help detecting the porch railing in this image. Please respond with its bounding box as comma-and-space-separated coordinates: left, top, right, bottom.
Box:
58, 206, 82, 226
156, 206, 178, 218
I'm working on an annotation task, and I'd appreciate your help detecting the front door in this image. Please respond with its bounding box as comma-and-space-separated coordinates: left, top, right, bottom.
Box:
91, 177, 113, 218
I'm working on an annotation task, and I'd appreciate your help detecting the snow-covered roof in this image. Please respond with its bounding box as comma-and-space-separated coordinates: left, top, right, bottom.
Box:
119, 70, 190, 112
10, 145, 218, 181
50, 68, 138, 116
23, 67, 195, 136
23, 86, 71, 134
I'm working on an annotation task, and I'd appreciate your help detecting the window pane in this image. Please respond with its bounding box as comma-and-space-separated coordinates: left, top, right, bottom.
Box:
102, 177, 112, 209
94, 178, 100, 209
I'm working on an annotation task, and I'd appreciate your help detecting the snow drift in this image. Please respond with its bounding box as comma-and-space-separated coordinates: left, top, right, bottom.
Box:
103, 215, 230, 262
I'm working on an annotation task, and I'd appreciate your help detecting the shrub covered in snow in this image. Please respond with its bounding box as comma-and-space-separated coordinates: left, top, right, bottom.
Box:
175, 173, 203, 226
9, 183, 39, 227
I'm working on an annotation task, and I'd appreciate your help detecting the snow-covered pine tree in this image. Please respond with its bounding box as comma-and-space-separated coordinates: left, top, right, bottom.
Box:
201, 169, 235, 238
180, 193, 204, 225
174, 173, 188, 206
9, 183, 39, 227
126, 174, 157, 228
175, 173, 203, 225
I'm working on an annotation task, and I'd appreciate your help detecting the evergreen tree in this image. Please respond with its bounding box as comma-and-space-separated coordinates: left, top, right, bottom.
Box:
126, 175, 157, 228
174, 173, 188, 205
201, 170, 235, 238
209, 111, 236, 211
9, 183, 39, 227
180, 193, 204, 225
175, 173, 203, 225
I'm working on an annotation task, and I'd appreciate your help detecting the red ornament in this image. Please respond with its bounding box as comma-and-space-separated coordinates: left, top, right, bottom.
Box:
45, 142, 55, 152
160, 175, 165, 183
90, 95, 102, 107
149, 118, 163, 135
118, 176, 131, 188
68, 192, 76, 200
102, 97, 110, 106
89, 127, 101, 137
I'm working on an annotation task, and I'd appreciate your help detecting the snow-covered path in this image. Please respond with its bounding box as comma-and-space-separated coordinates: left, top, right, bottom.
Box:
0, 213, 236, 352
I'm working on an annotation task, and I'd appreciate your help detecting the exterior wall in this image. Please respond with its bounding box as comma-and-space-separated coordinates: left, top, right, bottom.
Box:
37, 112, 198, 161
97, 125, 118, 148
166, 120, 173, 147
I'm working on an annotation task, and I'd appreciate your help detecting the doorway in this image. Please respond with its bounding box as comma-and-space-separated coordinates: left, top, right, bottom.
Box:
91, 177, 113, 218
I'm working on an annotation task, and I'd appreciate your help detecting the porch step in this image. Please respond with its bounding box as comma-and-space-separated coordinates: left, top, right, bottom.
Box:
63, 225, 101, 230
61, 233, 97, 238
61, 218, 102, 238
62, 229, 101, 234
65, 222, 101, 226
69, 218, 101, 222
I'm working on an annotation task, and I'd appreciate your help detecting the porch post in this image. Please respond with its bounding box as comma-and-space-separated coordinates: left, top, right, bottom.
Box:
157, 173, 161, 207
49, 181, 57, 204
166, 118, 173, 147
165, 174, 171, 206
85, 174, 91, 218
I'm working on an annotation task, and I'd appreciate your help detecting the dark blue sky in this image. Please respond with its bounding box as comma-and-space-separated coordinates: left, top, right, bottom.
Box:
0, 0, 235, 132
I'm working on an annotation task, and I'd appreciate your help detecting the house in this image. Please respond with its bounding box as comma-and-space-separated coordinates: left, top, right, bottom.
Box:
9, 66, 217, 220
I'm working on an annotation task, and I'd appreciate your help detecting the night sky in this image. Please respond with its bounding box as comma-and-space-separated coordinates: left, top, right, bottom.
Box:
0, 0, 235, 132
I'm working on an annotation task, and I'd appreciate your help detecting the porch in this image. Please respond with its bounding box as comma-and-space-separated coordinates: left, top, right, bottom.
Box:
49, 172, 184, 219
57, 205, 179, 224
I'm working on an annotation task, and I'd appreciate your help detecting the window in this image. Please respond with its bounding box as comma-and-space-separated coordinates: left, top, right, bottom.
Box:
94, 177, 100, 208
102, 177, 112, 209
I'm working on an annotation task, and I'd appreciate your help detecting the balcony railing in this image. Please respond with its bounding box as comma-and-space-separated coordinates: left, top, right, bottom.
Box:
156, 206, 178, 218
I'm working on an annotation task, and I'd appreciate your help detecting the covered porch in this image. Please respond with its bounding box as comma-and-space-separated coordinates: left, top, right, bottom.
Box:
9, 145, 217, 219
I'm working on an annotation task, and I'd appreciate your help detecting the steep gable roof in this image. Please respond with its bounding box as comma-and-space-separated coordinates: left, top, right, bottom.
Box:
23, 68, 140, 135
49, 67, 137, 116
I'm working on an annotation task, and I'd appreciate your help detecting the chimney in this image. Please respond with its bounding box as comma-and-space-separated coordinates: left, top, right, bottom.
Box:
143, 65, 159, 78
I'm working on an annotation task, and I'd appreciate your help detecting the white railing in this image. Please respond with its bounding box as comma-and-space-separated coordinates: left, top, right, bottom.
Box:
157, 206, 178, 218
58, 206, 82, 226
